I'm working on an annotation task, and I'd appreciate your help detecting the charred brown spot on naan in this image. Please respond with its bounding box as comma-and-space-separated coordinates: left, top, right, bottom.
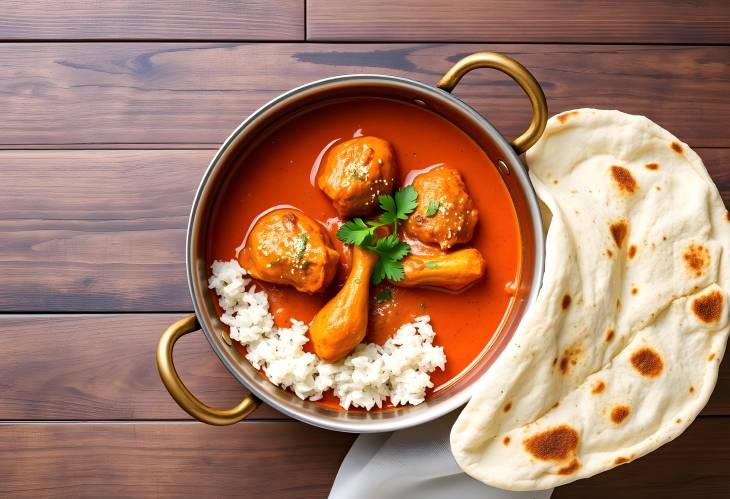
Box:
628, 245, 637, 259
683, 244, 710, 278
691, 290, 723, 323
611, 166, 638, 194
645, 163, 659, 170
725, 211, 730, 222
561, 294, 572, 310
524, 425, 579, 461
631, 287, 638, 296
631, 348, 664, 377
614, 456, 632, 465
671, 141, 684, 154
592, 381, 606, 394
689, 386, 695, 393
557, 459, 581, 475
504, 402, 512, 412
503, 436, 511, 446
559, 346, 582, 374
607, 249, 613, 258
605, 329, 615, 342
708, 353, 716, 361
610, 220, 628, 248
676, 418, 682, 423
557, 111, 579, 124
610, 405, 631, 424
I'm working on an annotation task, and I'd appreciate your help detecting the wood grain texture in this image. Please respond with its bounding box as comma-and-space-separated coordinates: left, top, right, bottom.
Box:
0, 422, 355, 498
1, 148, 728, 312
0, 1, 304, 40
0, 314, 726, 420
0, 150, 202, 311
308, 0, 730, 44
1, 43, 730, 147
0, 315, 286, 420
0, 418, 727, 498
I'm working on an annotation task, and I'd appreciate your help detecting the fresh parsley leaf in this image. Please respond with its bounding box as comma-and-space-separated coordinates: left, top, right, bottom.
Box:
371, 260, 387, 285
394, 185, 418, 220
338, 186, 417, 284
337, 218, 375, 246
426, 200, 440, 217
378, 194, 397, 220
377, 186, 418, 231
371, 234, 410, 262
372, 257, 405, 284
375, 288, 393, 304
424, 261, 438, 269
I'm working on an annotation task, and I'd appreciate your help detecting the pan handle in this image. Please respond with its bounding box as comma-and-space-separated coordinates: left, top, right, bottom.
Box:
437, 52, 548, 155
157, 314, 260, 425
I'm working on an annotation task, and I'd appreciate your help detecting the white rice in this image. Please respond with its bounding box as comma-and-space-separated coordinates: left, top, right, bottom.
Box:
208, 259, 446, 410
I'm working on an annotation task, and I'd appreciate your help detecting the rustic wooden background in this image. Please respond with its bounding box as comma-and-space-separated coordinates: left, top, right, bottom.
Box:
1, 1, 729, 497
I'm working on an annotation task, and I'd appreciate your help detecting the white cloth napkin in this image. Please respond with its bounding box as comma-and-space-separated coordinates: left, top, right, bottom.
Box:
328, 410, 553, 499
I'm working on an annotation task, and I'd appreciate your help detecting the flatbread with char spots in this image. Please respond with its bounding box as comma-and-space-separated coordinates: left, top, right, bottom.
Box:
451, 109, 730, 490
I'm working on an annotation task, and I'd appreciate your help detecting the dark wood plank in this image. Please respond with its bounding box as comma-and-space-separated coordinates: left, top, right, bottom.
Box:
0, 418, 727, 498
0, 314, 726, 420
2, 148, 728, 312
555, 417, 730, 498
0, 421, 355, 498
307, 0, 730, 44
0, 1, 304, 40
1, 44, 730, 147
0, 150, 201, 311
0, 314, 287, 420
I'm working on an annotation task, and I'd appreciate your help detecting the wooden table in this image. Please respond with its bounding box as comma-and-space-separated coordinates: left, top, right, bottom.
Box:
1, 1, 729, 497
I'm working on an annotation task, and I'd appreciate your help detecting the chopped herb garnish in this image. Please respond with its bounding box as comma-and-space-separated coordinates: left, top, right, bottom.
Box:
424, 261, 438, 269
350, 170, 366, 181
426, 200, 440, 217
301, 260, 310, 270
336, 186, 418, 284
375, 288, 393, 304
295, 233, 309, 261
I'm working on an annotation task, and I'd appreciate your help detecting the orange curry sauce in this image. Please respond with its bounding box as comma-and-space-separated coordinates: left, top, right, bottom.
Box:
207, 98, 521, 410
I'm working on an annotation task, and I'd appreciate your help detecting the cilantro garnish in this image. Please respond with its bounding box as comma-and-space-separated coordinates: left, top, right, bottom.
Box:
426, 200, 440, 217
377, 185, 418, 233
375, 288, 393, 304
336, 186, 418, 284
424, 261, 438, 269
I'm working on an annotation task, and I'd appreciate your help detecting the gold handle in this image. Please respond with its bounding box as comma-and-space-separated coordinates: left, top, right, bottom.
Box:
157, 314, 260, 425
437, 52, 548, 155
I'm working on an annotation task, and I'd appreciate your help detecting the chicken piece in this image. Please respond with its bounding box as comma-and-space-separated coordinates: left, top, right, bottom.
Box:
309, 245, 378, 362
394, 248, 486, 291
317, 136, 397, 217
404, 166, 479, 249
239, 209, 339, 294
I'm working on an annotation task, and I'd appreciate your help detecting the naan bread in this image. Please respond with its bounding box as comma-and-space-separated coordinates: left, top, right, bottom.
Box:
451, 109, 730, 490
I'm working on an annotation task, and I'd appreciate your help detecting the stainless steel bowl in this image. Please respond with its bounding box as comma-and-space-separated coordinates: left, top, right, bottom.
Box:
157, 52, 547, 433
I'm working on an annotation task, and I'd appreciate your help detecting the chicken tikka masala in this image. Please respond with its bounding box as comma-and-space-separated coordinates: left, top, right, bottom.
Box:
208, 98, 521, 410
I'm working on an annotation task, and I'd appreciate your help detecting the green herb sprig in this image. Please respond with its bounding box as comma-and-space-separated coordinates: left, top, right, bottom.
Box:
337, 186, 417, 284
